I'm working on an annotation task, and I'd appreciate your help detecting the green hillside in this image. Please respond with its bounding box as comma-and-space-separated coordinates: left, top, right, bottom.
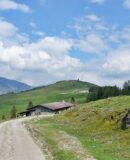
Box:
29, 96, 130, 160
0, 80, 95, 118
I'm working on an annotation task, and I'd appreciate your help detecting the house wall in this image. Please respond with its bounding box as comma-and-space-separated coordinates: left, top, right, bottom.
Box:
30, 107, 54, 116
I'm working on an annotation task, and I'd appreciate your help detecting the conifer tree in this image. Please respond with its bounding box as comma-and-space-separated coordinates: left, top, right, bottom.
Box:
27, 101, 34, 109
11, 106, 17, 118
122, 81, 130, 95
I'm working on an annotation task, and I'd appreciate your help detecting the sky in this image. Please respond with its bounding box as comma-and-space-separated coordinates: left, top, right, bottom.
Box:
0, 0, 130, 86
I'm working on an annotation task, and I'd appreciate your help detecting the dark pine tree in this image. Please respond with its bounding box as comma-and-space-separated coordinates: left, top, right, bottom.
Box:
27, 101, 34, 109
122, 81, 130, 95
11, 106, 17, 119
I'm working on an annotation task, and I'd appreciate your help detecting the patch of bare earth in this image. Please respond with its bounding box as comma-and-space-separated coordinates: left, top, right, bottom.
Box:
57, 131, 96, 160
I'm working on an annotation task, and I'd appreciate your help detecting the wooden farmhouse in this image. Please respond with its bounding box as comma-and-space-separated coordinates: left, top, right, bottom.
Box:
18, 102, 74, 117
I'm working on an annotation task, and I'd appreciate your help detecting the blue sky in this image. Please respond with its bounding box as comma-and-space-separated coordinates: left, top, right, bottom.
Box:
0, 0, 130, 86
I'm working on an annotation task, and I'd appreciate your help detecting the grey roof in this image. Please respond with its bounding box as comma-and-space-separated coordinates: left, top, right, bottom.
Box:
28, 102, 74, 111
40, 102, 74, 110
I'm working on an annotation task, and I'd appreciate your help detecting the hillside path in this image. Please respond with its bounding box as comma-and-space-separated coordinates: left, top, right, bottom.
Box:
0, 115, 51, 160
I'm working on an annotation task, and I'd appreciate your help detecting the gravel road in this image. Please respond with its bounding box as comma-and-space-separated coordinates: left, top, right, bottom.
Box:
0, 116, 49, 160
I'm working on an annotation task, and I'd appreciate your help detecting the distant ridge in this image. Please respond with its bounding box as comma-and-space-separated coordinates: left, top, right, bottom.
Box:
0, 77, 31, 95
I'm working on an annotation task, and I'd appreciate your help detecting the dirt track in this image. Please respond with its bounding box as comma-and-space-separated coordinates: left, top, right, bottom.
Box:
0, 116, 48, 160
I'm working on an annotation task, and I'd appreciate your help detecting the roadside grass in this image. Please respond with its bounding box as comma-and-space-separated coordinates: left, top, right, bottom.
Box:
26, 120, 82, 160
28, 96, 130, 160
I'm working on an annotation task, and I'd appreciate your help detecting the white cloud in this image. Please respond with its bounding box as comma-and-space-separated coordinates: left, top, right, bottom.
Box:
89, 0, 105, 4
86, 14, 100, 21
30, 22, 45, 37
0, 34, 82, 85
76, 71, 103, 86
73, 14, 109, 54
69, 12, 130, 87
76, 34, 108, 54
0, 37, 76, 70
0, 18, 17, 37
0, 18, 84, 86
103, 46, 130, 74
1, 12, 130, 87
123, 0, 130, 9
30, 22, 36, 28
0, 18, 28, 46
0, 0, 31, 13
32, 31, 45, 37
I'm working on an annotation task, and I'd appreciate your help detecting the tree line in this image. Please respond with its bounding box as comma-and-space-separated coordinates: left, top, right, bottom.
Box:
87, 80, 130, 102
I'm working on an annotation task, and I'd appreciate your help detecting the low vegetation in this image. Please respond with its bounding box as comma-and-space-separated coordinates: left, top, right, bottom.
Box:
27, 96, 130, 160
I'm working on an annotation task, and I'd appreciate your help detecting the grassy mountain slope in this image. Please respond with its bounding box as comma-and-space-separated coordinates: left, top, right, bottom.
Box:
0, 80, 95, 118
29, 96, 130, 160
